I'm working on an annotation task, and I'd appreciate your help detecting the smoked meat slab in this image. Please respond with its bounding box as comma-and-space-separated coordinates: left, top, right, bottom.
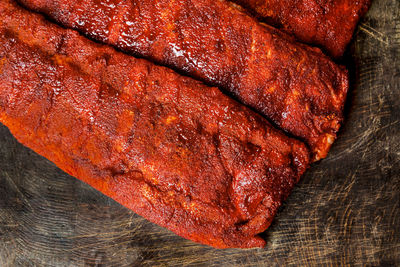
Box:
17, 0, 349, 161
0, 0, 310, 248
232, 0, 372, 58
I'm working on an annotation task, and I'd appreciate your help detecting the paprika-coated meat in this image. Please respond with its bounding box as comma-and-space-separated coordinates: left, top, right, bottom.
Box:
0, 0, 310, 249
232, 0, 372, 58
18, 0, 349, 161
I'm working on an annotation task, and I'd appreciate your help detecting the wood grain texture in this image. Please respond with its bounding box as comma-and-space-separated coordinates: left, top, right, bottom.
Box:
0, 0, 399, 265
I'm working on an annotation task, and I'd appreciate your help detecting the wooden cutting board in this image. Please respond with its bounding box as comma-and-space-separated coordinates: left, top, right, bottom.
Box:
0, 0, 399, 265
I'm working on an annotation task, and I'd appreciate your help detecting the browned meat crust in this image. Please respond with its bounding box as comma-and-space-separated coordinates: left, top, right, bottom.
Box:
0, 0, 310, 248
18, 0, 349, 161
232, 0, 372, 58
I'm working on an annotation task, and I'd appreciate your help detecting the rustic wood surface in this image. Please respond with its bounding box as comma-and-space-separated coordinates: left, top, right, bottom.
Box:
0, 0, 399, 266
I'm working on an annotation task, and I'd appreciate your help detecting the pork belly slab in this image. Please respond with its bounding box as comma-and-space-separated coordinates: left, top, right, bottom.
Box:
0, 0, 310, 248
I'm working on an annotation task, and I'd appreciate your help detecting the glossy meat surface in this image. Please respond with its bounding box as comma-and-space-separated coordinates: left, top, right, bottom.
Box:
18, 0, 349, 161
0, 0, 310, 248
233, 0, 371, 58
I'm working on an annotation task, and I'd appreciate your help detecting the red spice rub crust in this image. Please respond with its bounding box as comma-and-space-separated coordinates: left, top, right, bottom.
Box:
0, 0, 310, 248
18, 0, 349, 161
233, 0, 372, 58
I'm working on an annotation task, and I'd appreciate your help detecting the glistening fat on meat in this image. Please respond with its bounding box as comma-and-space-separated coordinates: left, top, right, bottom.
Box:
17, 0, 349, 161
0, 0, 310, 249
